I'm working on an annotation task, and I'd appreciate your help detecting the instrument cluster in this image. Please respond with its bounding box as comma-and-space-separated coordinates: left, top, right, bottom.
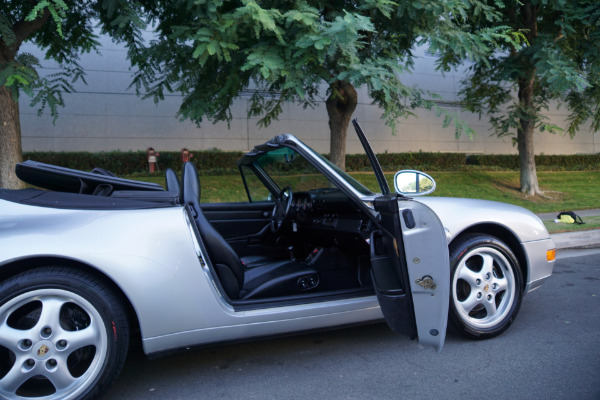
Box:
293, 195, 312, 212
292, 193, 315, 224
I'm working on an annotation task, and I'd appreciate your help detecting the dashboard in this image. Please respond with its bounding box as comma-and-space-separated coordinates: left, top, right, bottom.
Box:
291, 190, 372, 251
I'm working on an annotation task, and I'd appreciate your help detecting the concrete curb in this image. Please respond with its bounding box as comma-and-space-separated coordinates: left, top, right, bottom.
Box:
550, 229, 600, 250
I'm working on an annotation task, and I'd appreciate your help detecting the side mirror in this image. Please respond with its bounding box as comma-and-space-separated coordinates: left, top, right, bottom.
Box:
394, 170, 436, 196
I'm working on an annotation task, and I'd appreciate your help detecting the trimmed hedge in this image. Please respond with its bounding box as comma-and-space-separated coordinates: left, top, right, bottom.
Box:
23, 150, 600, 175
347, 152, 467, 171
467, 153, 600, 171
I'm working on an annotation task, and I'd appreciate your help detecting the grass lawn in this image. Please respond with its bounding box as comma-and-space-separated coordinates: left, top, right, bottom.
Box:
130, 169, 599, 215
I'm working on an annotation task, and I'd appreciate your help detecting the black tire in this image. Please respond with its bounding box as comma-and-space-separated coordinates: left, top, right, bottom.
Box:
449, 234, 523, 339
0, 267, 129, 400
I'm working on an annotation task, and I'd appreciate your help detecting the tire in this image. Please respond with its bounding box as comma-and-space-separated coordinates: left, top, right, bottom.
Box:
0, 267, 129, 400
449, 234, 523, 340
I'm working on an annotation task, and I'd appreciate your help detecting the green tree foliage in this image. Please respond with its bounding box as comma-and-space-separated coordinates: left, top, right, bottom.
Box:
129, 0, 513, 170
0, 0, 143, 189
439, 0, 600, 196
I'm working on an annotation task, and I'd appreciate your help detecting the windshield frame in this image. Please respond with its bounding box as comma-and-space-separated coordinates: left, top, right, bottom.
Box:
238, 134, 376, 201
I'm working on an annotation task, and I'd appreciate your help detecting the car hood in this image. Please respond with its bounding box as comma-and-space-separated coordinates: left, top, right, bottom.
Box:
414, 197, 550, 243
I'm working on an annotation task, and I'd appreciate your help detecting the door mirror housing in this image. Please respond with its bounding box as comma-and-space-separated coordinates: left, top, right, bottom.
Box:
394, 170, 436, 196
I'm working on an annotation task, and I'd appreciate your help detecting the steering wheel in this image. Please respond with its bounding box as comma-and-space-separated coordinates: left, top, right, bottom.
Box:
271, 186, 293, 233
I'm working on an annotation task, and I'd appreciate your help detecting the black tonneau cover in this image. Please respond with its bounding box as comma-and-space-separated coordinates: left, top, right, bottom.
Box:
16, 160, 164, 194
0, 188, 174, 210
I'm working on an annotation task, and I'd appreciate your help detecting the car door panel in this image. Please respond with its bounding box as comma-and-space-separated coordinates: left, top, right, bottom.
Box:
371, 196, 449, 351
201, 202, 273, 240
199, 201, 288, 257
370, 195, 418, 338
351, 119, 449, 351
370, 229, 417, 339
397, 199, 449, 351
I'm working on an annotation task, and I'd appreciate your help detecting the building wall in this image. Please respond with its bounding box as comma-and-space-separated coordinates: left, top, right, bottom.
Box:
19, 36, 600, 155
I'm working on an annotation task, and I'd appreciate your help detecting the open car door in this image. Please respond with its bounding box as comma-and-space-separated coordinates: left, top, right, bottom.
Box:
353, 120, 450, 351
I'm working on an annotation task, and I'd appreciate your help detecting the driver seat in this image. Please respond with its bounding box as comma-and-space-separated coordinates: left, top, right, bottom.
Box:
181, 162, 319, 300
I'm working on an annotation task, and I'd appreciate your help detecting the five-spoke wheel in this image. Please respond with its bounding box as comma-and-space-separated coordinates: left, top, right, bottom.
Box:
449, 234, 523, 339
0, 267, 129, 400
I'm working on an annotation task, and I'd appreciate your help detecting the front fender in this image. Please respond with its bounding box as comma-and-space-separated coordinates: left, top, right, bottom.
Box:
416, 197, 555, 292
416, 197, 550, 243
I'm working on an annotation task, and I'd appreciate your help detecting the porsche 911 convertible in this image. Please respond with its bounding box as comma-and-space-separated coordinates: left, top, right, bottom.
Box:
0, 120, 555, 399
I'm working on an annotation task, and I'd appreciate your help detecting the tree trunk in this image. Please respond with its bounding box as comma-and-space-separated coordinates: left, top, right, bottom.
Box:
0, 8, 52, 190
517, 71, 539, 196
326, 81, 358, 170
0, 85, 24, 189
516, 1, 540, 196
517, 119, 538, 196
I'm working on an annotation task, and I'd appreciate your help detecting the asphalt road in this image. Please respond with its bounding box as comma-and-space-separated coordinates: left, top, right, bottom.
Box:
102, 250, 600, 400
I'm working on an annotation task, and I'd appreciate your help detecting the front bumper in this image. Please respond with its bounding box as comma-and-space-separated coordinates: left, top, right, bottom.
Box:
523, 238, 556, 293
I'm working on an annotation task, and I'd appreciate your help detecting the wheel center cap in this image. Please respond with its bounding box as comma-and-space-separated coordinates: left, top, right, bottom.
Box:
484, 284, 490, 292
34, 340, 55, 360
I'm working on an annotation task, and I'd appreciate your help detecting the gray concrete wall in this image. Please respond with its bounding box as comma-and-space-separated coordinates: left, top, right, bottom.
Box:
19, 36, 600, 155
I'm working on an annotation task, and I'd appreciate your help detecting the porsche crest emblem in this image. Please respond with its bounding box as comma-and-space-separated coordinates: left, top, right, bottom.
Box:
37, 344, 49, 357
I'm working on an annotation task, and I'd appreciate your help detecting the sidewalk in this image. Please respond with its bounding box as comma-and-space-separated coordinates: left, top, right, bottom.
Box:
537, 209, 600, 250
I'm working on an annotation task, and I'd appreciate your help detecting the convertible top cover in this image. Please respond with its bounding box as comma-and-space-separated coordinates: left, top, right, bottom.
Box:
6, 160, 179, 209
0, 188, 174, 210
16, 160, 164, 194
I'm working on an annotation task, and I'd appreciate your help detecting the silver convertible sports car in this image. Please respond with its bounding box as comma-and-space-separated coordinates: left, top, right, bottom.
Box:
0, 121, 555, 399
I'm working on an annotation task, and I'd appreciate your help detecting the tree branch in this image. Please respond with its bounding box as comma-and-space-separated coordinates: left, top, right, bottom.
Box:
10, 8, 51, 56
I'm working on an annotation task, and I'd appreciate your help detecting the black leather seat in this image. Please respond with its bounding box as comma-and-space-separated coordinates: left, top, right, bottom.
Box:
240, 254, 275, 269
165, 168, 181, 194
181, 162, 319, 300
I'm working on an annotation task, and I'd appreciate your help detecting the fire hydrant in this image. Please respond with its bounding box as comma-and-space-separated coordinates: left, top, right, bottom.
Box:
147, 147, 160, 173
181, 148, 194, 163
